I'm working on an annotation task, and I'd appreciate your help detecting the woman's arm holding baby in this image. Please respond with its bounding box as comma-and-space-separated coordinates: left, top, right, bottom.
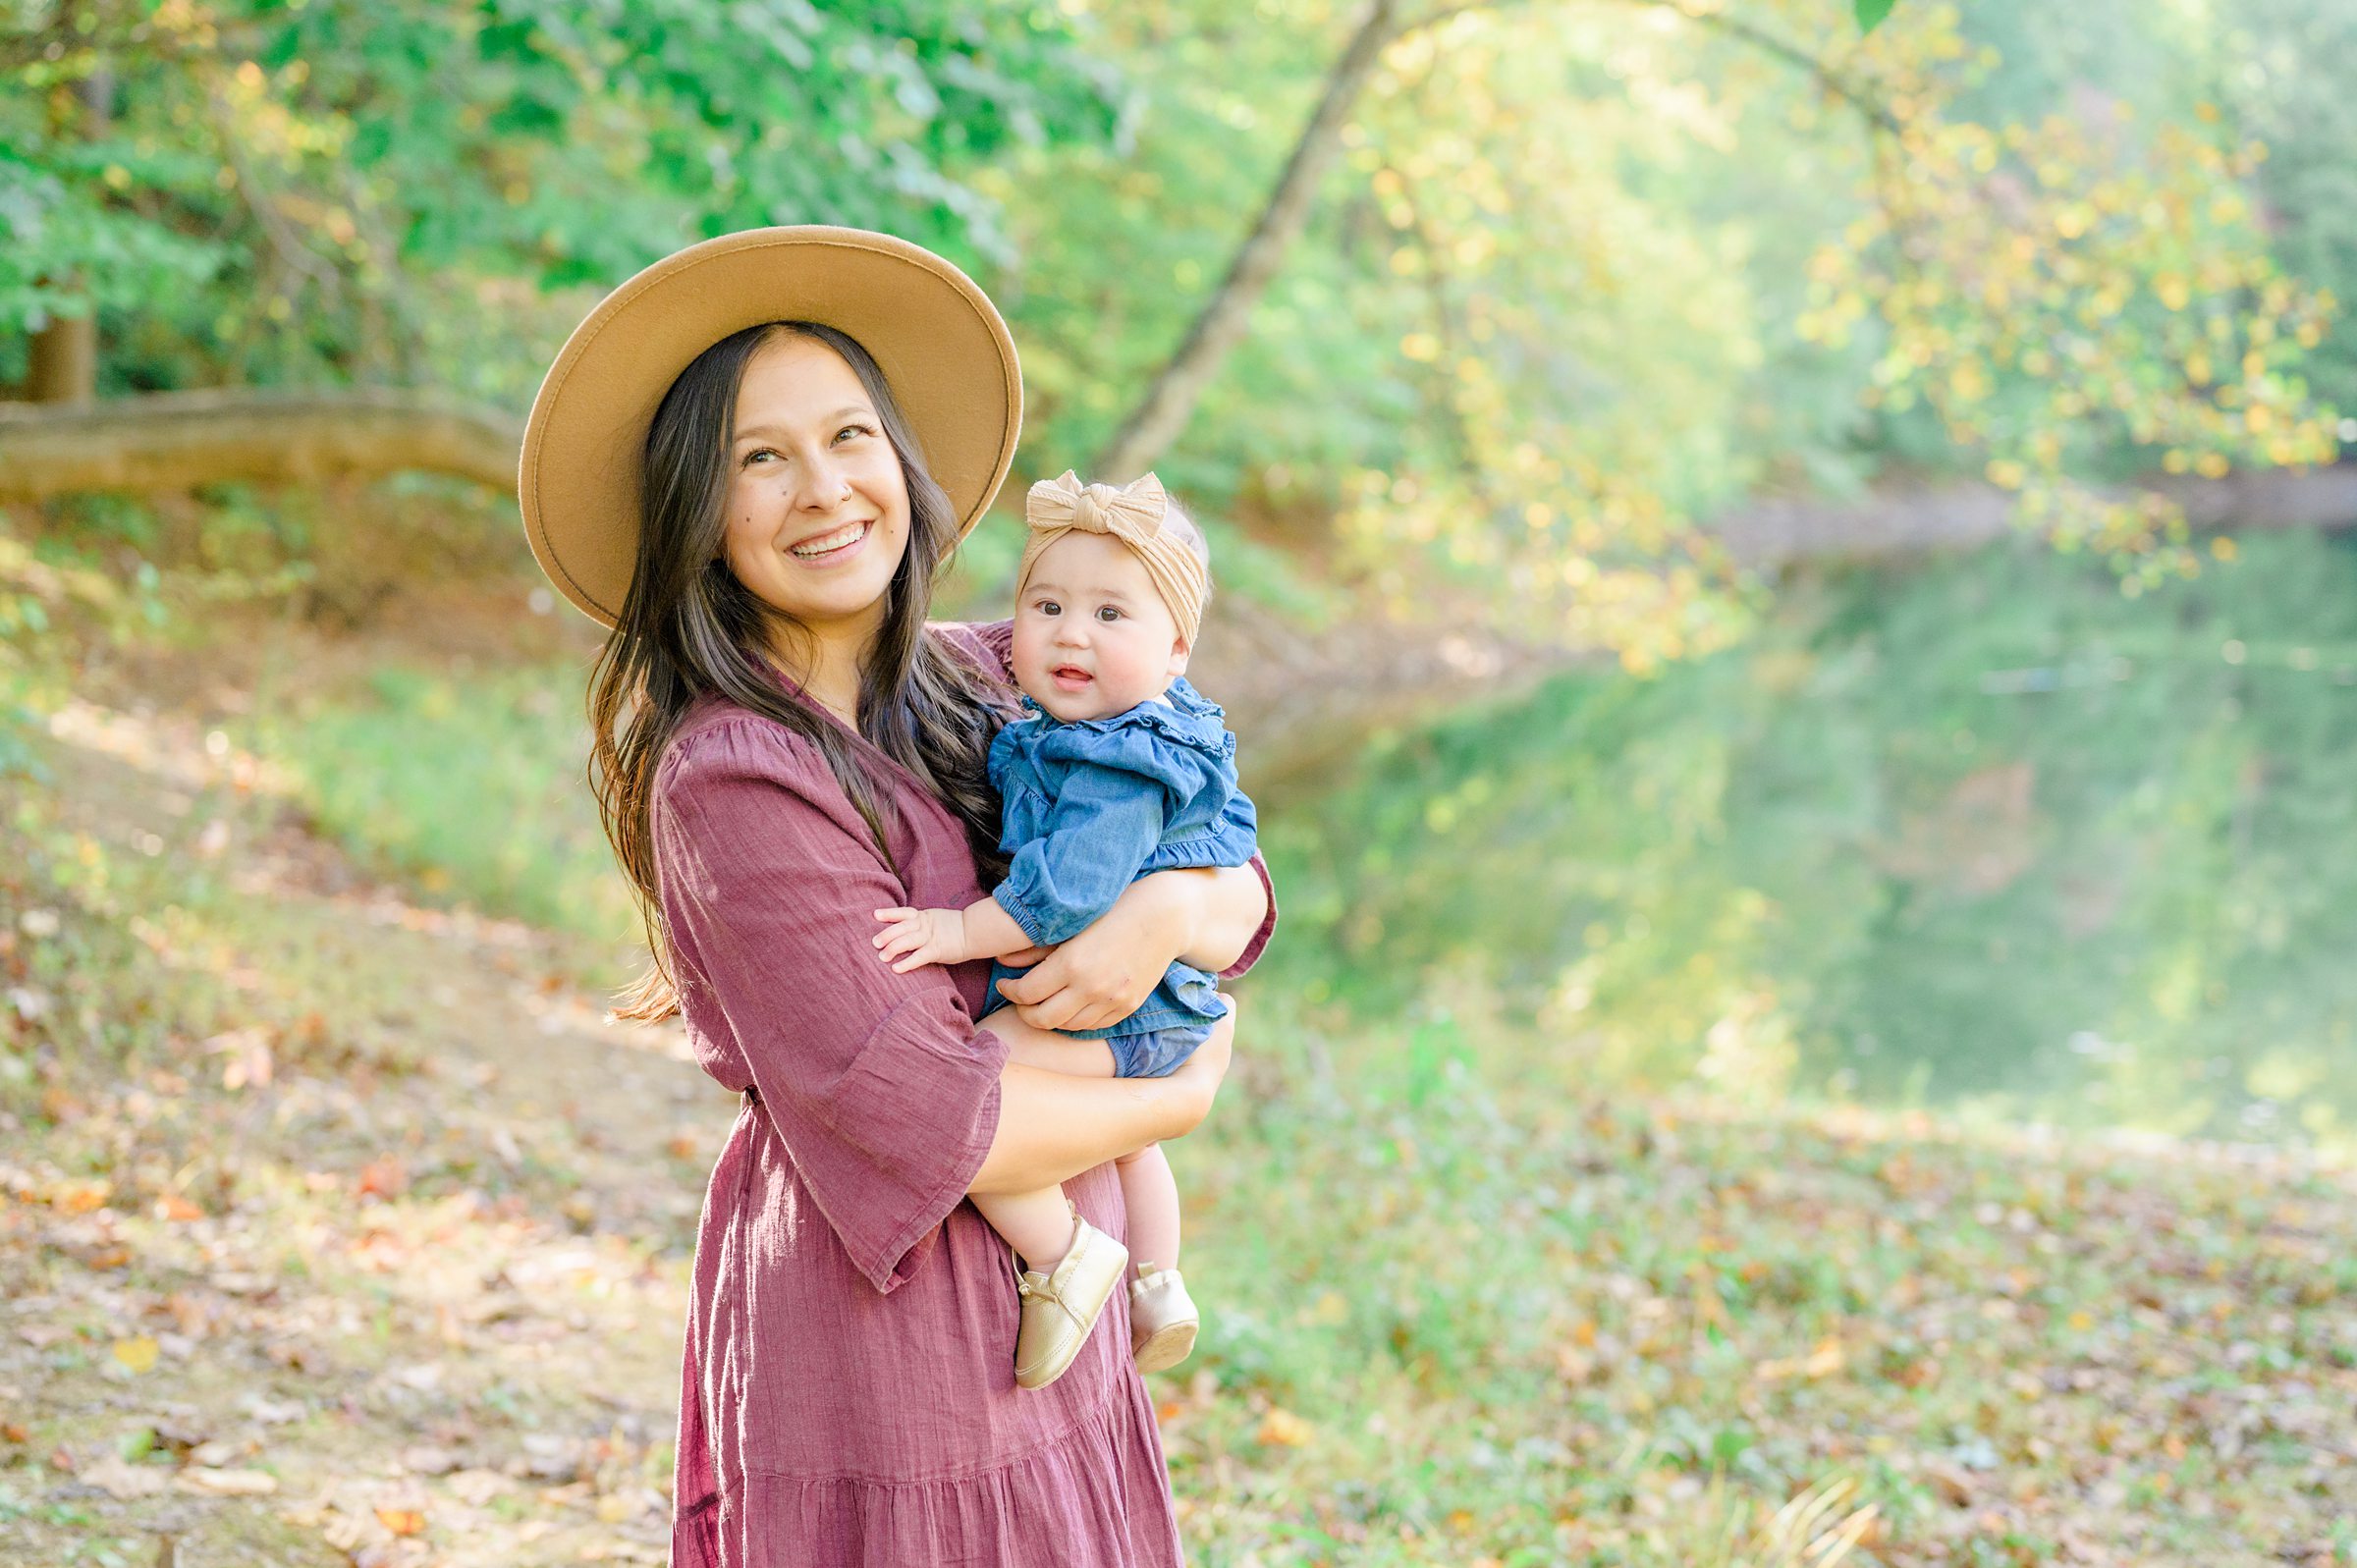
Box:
995, 860, 1268, 1033
969, 1002, 1234, 1194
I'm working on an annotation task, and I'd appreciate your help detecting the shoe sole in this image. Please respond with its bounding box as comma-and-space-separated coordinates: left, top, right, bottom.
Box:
1132, 1319, 1197, 1375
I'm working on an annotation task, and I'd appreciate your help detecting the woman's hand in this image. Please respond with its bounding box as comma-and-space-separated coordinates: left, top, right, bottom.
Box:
994, 871, 1194, 1032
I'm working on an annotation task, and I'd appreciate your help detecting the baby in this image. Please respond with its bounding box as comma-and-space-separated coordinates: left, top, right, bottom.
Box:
875, 469, 1258, 1390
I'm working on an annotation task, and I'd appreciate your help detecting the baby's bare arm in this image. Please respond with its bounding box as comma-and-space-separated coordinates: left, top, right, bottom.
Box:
873, 895, 1036, 973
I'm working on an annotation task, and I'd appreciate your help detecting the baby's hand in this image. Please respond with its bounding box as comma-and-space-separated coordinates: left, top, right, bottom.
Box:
872, 906, 967, 973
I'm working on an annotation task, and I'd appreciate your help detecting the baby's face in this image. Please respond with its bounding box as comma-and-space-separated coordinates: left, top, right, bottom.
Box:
1012, 530, 1190, 723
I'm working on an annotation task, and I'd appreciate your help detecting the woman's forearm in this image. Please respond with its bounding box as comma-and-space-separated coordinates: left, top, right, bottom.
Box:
968, 1062, 1198, 1195
1175, 861, 1269, 975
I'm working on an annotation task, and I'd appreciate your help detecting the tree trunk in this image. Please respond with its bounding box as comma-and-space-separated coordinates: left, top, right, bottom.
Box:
1089, 0, 1403, 481
0, 389, 524, 502
24, 67, 113, 406
26, 315, 97, 406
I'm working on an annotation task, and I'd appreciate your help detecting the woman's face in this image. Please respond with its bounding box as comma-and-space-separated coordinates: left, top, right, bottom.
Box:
720, 334, 911, 648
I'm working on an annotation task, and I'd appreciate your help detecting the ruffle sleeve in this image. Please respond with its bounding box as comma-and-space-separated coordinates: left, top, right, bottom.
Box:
652, 716, 1012, 1293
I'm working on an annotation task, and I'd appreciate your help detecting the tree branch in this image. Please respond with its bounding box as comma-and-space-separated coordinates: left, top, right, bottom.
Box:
1089, 0, 1404, 481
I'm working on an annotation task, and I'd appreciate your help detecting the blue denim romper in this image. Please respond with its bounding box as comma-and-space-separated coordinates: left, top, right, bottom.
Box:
983, 676, 1260, 1078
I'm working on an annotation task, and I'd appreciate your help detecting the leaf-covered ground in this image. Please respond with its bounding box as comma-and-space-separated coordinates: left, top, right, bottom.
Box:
5, 696, 2356, 1567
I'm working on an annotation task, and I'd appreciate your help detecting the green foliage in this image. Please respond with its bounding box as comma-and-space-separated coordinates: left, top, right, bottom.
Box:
1, 0, 1121, 399
9, 0, 2350, 643
1264, 530, 2357, 1149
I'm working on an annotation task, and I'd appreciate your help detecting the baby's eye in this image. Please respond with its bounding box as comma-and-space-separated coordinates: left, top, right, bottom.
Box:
1034, 599, 1060, 617
1095, 606, 1123, 622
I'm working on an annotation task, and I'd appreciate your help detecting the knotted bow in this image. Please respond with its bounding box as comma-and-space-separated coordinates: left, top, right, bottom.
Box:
1025, 470, 1171, 546
1016, 469, 1207, 645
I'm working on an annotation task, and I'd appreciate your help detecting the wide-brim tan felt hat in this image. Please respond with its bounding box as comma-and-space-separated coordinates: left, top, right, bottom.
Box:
518, 225, 1022, 626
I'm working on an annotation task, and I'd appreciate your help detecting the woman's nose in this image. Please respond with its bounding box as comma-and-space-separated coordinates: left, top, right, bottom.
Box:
793, 454, 852, 512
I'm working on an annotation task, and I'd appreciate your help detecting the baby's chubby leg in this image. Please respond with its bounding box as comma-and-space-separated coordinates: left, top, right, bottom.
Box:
1115, 1142, 1180, 1273
970, 1187, 1082, 1274
976, 1005, 1118, 1078
966, 1008, 1119, 1271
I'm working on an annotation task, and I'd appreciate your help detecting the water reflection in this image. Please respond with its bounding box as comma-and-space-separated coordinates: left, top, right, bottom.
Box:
1262, 532, 2357, 1152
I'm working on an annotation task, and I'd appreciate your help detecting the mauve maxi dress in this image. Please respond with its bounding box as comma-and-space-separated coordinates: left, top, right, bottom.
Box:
652, 621, 1276, 1566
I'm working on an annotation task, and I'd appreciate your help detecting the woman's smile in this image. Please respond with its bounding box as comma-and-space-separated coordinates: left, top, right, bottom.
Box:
788, 517, 873, 564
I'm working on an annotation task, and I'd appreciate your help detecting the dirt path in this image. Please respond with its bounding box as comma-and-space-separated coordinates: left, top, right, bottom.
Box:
2, 699, 736, 1566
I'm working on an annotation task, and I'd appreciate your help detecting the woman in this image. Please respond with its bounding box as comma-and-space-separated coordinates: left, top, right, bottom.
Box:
517, 227, 1275, 1565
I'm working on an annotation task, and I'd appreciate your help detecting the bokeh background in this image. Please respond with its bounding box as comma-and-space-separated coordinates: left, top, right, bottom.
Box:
5, 3, 2356, 1565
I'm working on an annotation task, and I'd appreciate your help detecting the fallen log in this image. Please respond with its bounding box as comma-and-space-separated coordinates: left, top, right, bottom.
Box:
0, 389, 522, 501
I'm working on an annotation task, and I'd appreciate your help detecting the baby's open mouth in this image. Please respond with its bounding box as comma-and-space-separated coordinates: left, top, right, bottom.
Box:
1050, 665, 1092, 688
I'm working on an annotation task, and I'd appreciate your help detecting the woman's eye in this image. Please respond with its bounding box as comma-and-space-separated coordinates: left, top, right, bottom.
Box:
743, 448, 777, 466
836, 424, 873, 443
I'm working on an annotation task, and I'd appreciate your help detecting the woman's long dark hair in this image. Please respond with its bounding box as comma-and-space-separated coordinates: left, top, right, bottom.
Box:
588, 321, 1012, 1022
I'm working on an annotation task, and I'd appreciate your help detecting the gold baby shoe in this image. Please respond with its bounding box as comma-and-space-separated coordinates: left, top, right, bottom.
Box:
1014, 1214, 1130, 1390
1128, 1261, 1199, 1374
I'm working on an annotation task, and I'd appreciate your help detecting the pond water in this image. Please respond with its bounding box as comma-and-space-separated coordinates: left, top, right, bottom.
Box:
1261, 531, 2357, 1152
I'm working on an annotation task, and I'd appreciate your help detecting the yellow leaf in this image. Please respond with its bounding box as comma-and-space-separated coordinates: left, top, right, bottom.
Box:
111, 1336, 159, 1375
375, 1506, 426, 1537
1255, 1407, 1314, 1447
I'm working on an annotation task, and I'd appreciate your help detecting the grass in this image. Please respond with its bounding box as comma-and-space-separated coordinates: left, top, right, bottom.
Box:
5, 501, 2356, 1563
248, 659, 639, 946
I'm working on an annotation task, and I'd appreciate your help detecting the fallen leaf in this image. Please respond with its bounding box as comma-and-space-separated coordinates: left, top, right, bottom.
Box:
176, 1466, 278, 1495
82, 1453, 172, 1499
1254, 1407, 1313, 1447
54, 1180, 111, 1214
398, 1443, 459, 1476
446, 1468, 514, 1505
375, 1506, 426, 1537
111, 1335, 160, 1374
157, 1193, 205, 1222
355, 1156, 409, 1200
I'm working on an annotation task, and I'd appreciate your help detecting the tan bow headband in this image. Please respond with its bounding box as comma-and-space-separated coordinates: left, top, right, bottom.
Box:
1015, 470, 1207, 645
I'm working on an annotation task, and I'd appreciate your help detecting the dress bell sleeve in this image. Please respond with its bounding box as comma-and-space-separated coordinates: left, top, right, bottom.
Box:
653, 718, 1012, 1294
932, 619, 1279, 979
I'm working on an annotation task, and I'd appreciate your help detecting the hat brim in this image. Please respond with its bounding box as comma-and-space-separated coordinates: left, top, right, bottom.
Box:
518, 226, 1022, 627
